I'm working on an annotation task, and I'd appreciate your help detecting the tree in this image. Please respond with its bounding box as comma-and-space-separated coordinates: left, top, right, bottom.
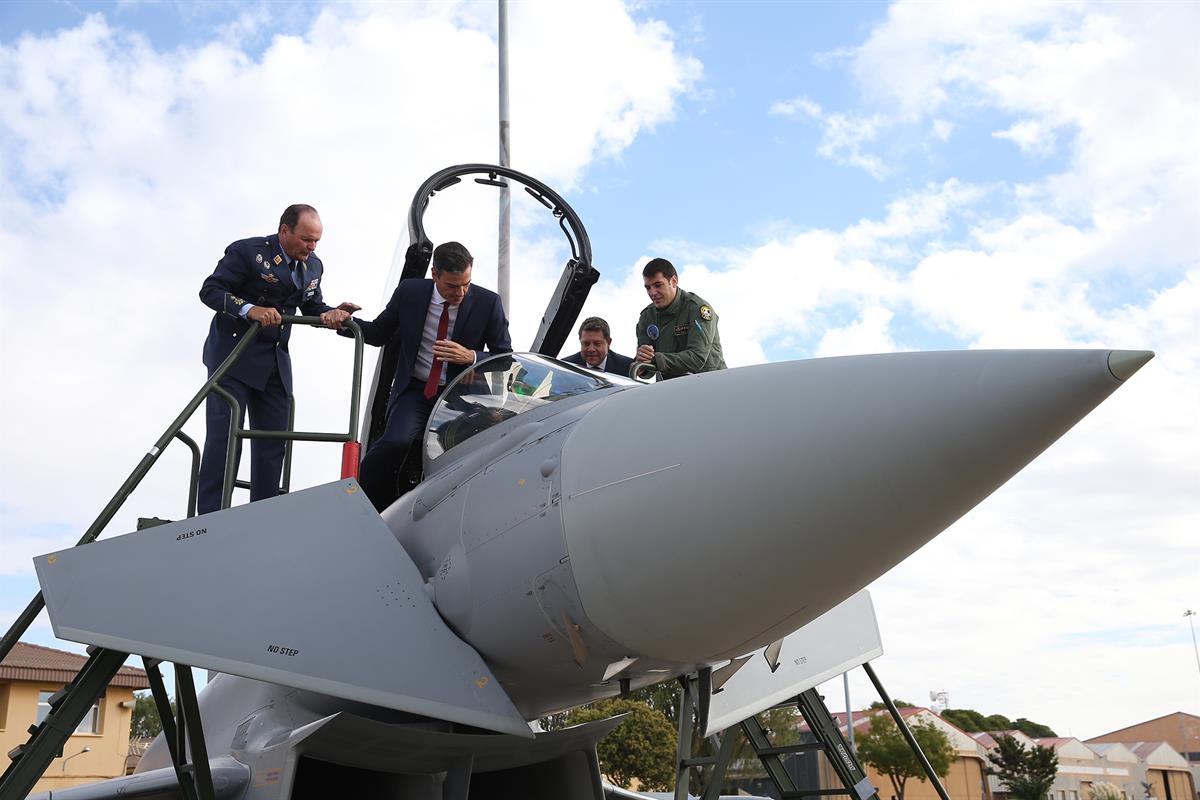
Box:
942, 709, 988, 732
855, 714, 956, 800
940, 708, 1056, 738
544, 698, 677, 791
1012, 718, 1057, 739
987, 734, 1058, 800
869, 699, 917, 709
130, 692, 173, 739
984, 714, 1015, 730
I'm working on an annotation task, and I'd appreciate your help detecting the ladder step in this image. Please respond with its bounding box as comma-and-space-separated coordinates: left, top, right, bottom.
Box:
754, 742, 826, 756
680, 756, 717, 767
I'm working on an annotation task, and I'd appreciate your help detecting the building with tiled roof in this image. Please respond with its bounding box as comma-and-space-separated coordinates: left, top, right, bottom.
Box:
1086, 713, 1200, 800
1, 642, 150, 793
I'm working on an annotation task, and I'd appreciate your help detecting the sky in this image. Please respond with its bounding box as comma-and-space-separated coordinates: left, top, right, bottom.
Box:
1, 0, 1197, 742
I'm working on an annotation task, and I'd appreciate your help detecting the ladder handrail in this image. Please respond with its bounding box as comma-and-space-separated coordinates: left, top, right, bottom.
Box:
0, 316, 364, 666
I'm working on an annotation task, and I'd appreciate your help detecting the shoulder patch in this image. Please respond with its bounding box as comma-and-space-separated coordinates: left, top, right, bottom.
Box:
699, 305, 713, 321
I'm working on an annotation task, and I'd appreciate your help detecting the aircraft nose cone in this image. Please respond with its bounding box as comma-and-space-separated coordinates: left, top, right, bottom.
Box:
558, 349, 1150, 664
1107, 349, 1154, 381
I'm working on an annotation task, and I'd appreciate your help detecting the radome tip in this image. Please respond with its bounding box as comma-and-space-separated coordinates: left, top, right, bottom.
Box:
1107, 350, 1154, 381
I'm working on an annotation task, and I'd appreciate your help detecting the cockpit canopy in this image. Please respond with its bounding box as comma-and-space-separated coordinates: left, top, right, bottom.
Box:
425, 353, 635, 465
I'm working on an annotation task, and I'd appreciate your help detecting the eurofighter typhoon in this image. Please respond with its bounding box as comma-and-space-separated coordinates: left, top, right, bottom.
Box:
9, 166, 1153, 800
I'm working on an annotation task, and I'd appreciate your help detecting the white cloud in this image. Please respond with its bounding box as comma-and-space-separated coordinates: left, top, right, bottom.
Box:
992, 118, 1057, 155
814, 306, 899, 357
0, 1, 698, 562
770, 95, 889, 178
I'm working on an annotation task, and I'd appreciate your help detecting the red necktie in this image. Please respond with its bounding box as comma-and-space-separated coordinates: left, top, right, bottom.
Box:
423, 302, 451, 399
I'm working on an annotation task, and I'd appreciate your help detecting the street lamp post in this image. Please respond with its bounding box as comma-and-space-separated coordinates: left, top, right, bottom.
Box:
61, 745, 90, 773
1185, 610, 1200, 681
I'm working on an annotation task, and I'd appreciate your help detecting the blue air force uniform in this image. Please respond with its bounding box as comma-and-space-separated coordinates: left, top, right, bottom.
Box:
197, 233, 333, 514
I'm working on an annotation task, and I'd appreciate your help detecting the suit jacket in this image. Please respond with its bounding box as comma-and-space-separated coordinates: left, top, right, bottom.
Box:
356, 278, 512, 405
200, 233, 333, 393
563, 349, 634, 378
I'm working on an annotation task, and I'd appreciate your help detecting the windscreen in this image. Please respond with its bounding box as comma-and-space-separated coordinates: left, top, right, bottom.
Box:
425, 353, 623, 462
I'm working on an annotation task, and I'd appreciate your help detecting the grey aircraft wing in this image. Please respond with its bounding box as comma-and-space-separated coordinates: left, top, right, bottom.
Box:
33, 480, 532, 738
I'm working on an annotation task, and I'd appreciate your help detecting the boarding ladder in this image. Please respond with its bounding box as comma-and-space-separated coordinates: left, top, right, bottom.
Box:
0, 317, 366, 800
673, 664, 955, 800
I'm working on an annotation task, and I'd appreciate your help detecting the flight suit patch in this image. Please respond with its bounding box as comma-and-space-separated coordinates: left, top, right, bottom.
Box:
699, 305, 713, 321
674, 324, 688, 336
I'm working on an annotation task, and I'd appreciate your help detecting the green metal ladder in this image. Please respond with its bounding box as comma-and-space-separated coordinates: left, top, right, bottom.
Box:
674, 663, 955, 800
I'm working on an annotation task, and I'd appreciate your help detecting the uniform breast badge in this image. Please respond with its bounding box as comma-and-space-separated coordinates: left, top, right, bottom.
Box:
260, 272, 279, 283
273, 254, 283, 265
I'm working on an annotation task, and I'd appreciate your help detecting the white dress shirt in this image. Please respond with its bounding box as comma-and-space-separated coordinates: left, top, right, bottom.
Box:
413, 285, 462, 384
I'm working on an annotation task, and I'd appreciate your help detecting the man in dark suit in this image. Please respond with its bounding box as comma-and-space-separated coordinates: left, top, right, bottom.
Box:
197, 204, 359, 514
562, 316, 634, 378
355, 241, 512, 510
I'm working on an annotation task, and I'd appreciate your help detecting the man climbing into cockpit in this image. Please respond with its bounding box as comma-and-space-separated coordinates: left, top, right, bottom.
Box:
349, 241, 512, 511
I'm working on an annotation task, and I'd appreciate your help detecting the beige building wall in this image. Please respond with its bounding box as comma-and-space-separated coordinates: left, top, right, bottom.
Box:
0, 680, 140, 791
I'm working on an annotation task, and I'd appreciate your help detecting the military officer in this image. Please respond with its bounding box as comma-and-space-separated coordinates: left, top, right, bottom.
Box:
634, 258, 726, 379
197, 204, 359, 514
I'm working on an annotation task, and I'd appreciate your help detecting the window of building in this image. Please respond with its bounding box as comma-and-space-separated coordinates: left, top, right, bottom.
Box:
0, 682, 10, 730
1069, 790, 1079, 800
36, 690, 102, 734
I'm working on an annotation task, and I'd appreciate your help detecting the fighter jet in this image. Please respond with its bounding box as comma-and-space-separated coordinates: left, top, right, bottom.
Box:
12, 166, 1153, 800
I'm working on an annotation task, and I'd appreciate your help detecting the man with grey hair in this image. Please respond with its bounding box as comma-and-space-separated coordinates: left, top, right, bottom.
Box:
563, 316, 634, 377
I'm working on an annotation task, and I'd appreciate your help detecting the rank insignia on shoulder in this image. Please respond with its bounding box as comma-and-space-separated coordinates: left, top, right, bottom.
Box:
255, 253, 263, 263
273, 254, 283, 265
699, 305, 713, 321
260, 271, 279, 283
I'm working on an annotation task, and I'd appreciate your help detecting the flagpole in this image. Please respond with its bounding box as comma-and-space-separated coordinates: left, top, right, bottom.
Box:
497, 0, 511, 314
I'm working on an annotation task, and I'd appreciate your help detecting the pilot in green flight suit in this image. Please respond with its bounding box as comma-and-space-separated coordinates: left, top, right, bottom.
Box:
634, 258, 726, 379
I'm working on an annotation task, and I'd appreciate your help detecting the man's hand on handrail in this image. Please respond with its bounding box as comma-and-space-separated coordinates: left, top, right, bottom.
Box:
247, 306, 283, 327
320, 302, 360, 329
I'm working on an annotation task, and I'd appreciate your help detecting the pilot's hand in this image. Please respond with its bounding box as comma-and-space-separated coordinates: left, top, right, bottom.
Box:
248, 306, 282, 327
336, 301, 362, 313
319, 309, 350, 329
635, 344, 655, 363
433, 339, 474, 365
